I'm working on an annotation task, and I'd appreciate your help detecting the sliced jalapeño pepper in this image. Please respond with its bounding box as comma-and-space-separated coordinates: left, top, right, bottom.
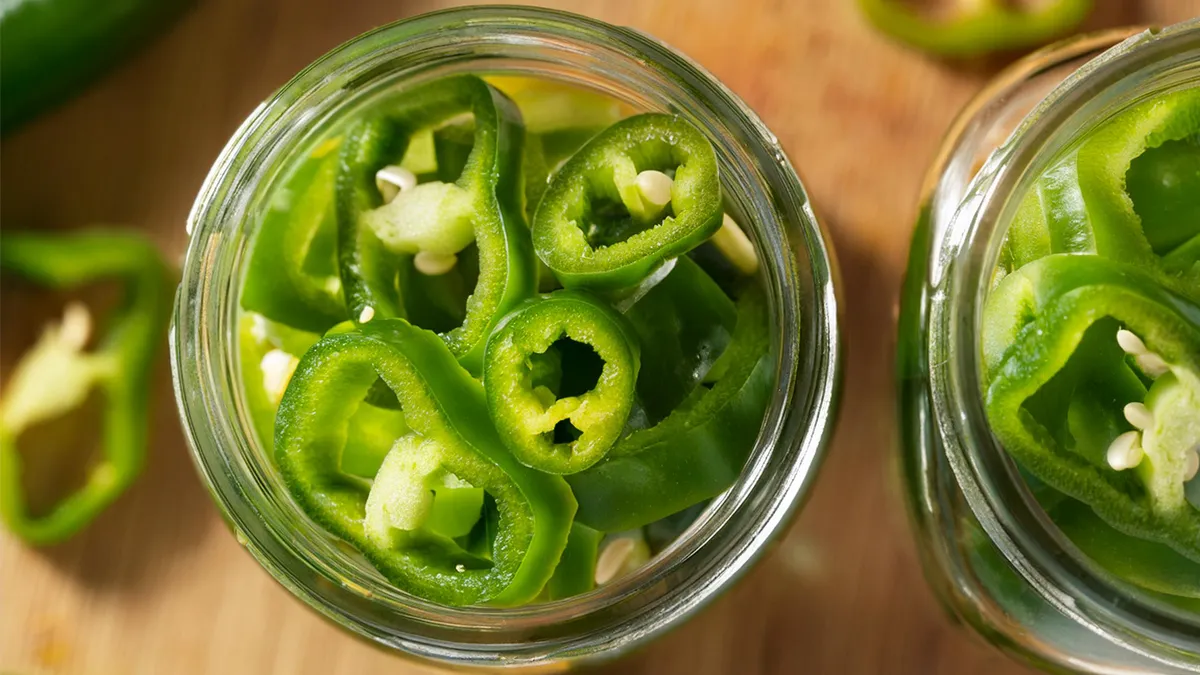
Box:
532, 113, 723, 291
483, 290, 640, 475
1002, 87, 1200, 292
567, 286, 772, 532
485, 76, 625, 221
858, 0, 1092, 59
274, 318, 575, 605
337, 75, 536, 374
0, 231, 172, 544
624, 256, 737, 423
241, 137, 347, 333
983, 254, 1200, 562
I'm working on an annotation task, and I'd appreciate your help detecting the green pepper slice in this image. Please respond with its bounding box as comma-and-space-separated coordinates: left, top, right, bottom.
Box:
336, 75, 536, 374
857, 0, 1092, 59
484, 75, 625, 223
1002, 87, 1200, 293
545, 522, 603, 600
274, 318, 575, 606
241, 138, 347, 333
1050, 498, 1200, 599
567, 286, 772, 532
0, 231, 172, 544
624, 256, 737, 423
532, 113, 723, 291
984, 254, 1200, 562
483, 290, 641, 475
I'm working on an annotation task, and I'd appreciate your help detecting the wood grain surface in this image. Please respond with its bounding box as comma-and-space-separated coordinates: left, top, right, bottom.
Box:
2, 1, 1197, 673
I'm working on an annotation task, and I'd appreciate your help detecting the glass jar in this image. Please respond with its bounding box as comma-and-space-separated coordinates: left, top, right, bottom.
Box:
171, 6, 841, 669
899, 20, 1200, 674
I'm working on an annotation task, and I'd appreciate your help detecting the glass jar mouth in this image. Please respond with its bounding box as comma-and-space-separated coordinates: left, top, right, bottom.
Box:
171, 5, 841, 665
929, 18, 1200, 663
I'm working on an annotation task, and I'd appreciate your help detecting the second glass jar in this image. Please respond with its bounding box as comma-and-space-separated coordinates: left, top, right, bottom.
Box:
899, 20, 1200, 675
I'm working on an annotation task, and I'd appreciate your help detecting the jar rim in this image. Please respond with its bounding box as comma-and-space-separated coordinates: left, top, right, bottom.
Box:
172, 5, 841, 666
928, 18, 1200, 666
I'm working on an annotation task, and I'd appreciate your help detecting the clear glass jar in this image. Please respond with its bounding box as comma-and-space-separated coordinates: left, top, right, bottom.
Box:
899, 21, 1200, 674
171, 6, 841, 668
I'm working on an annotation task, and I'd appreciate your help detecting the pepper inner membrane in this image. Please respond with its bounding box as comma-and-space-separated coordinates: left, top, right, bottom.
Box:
0, 281, 122, 518
576, 145, 682, 249
527, 336, 604, 448
1020, 317, 1150, 499
390, 116, 481, 335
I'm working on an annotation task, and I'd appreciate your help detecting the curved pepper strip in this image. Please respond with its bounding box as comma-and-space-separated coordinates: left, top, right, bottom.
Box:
483, 290, 641, 475
624, 256, 736, 423
1049, 498, 1200, 599
242, 138, 347, 333
0, 231, 172, 544
336, 75, 536, 374
1002, 87, 1200, 294
546, 522, 603, 600
567, 286, 772, 532
237, 312, 405, 479
532, 113, 723, 291
274, 318, 575, 606
486, 76, 624, 221
983, 254, 1200, 562
857, 0, 1092, 59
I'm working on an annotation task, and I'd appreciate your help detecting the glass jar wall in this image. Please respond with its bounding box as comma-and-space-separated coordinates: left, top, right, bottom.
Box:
172, 6, 841, 669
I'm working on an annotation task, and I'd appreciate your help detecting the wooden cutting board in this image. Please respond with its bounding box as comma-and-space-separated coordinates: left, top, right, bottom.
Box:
2, 1, 1196, 673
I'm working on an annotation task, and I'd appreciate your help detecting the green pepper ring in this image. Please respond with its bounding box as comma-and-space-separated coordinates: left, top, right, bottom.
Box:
483, 290, 641, 475
532, 113, 723, 290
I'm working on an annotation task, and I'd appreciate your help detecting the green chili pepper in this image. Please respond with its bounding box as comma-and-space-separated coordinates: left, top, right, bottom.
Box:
567, 286, 772, 532
336, 75, 536, 374
274, 318, 575, 606
1002, 87, 1200, 291
0, 0, 193, 132
857, 0, 1092, 59
0, 231, 172, 544
532, 114, 723, 291
238, 313, 404, 477
483, 290, 641, 475
241, 138, 347, 333
983, 254, 1200, 562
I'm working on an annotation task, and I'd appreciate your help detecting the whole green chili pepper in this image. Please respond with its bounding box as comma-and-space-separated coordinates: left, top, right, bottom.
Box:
567, 286, 772, 532
0, 0, 193, 132
483, 290, 641, 475
532, 114, 723, 291
336, 75, 536, 374
0, 231, 172, 544
274, 318, 575, 606
857, 0, 1092, 59
983, 254, 1200, 562
1001, 87, 1200, 291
